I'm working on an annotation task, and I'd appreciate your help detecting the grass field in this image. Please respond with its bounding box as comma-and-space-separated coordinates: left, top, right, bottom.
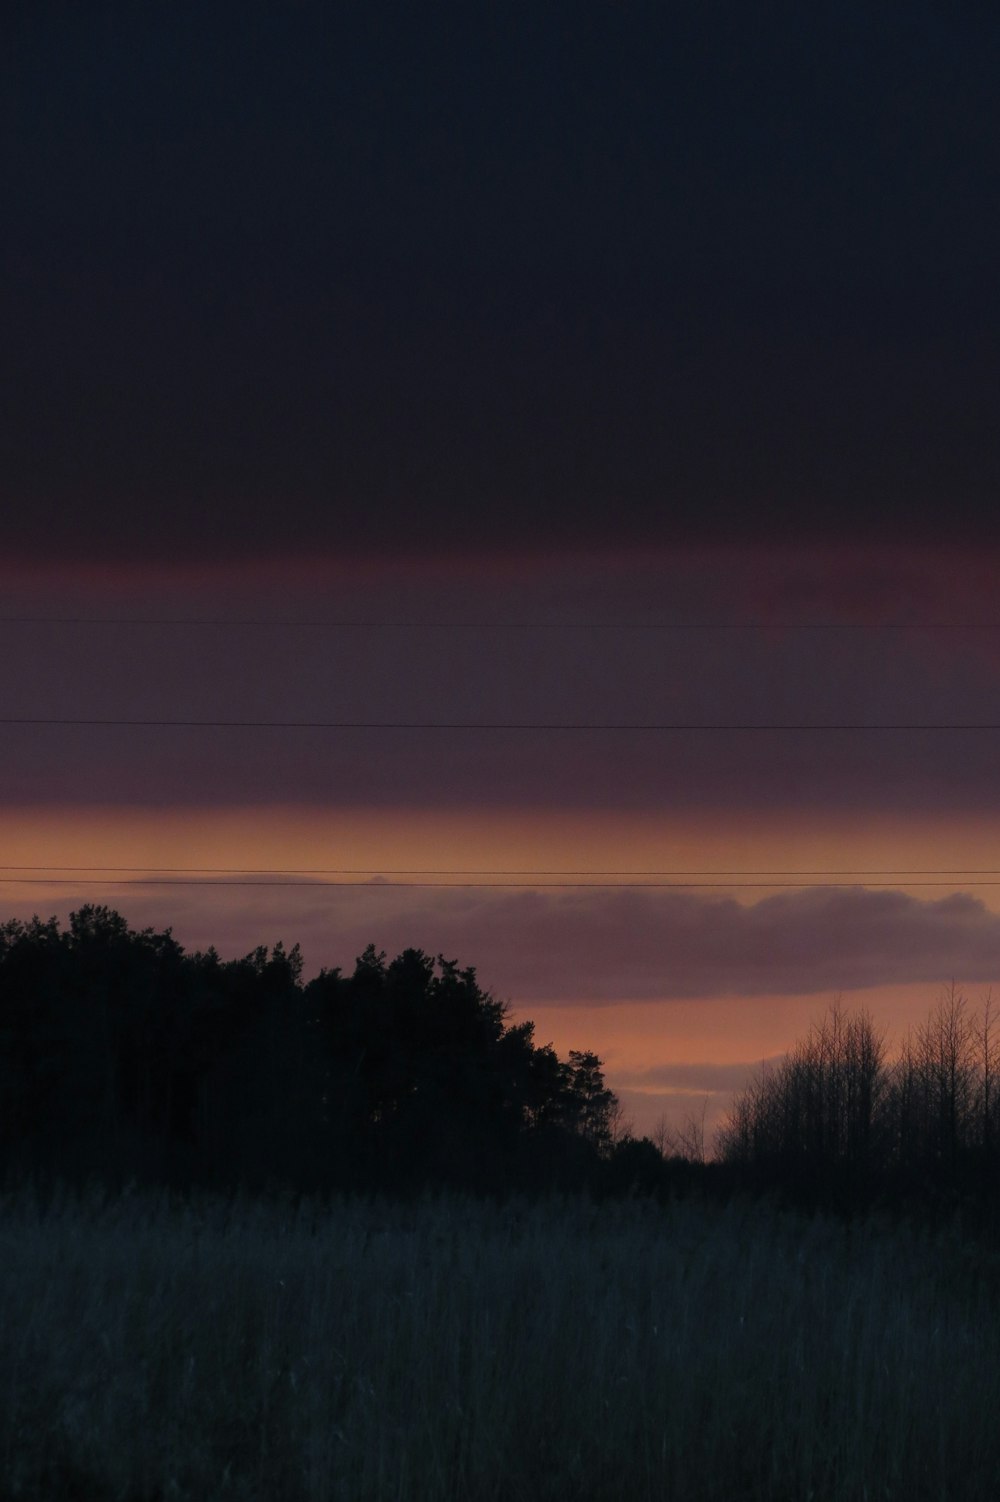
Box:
1, 1181, 998, 1501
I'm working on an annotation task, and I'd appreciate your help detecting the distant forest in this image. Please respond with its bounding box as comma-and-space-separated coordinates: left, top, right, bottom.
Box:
3, 906, 1000, 1221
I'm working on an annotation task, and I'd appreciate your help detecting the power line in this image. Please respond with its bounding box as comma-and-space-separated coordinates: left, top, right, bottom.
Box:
3, 617, 1000, 630
2, 865, 1000, 878
2, 876, 1000, 890
2, 718, 1000, 731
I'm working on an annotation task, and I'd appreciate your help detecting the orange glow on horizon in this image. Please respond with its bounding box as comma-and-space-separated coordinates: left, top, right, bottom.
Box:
3, 803, 1000, 905
3, 804, 996, 1147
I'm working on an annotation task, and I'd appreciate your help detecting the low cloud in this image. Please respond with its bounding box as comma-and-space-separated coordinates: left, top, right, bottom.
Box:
379, 885, 1000, 1002
613, 1057, 786, 1093
30, 880, 1000, 1005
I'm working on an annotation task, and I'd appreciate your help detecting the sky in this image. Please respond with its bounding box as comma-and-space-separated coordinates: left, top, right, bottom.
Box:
3, 2, 1000, 1142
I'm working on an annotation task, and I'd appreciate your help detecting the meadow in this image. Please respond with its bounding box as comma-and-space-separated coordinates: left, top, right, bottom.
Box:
1, 1182, 998, 1502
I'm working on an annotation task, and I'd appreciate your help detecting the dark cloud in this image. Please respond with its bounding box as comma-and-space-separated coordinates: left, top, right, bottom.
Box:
3, 551, 1000, 811
3, 4, 999, 561
5, 721, 1000, 814
402, 886, 1000, 1001
21, 882, 1000, 1003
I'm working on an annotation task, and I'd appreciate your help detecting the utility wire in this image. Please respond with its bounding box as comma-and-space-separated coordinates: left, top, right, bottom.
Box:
1, 865, 999, 878
3, 618, 1000, 630
2, 876, 1000, 890
2, 717, 1000, 731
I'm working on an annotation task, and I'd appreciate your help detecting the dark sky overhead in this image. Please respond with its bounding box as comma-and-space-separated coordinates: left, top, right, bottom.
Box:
5, 5, 1000, 1143
5, 2, 1000, 562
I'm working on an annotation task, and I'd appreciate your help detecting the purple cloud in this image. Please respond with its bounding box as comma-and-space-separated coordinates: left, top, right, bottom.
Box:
17, 882, 1000, 1004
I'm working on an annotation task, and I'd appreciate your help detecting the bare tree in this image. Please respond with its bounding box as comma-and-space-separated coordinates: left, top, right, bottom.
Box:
974, 988, 996, 1158
681, 1097, 710, 1164
650, 1112, 672, 1159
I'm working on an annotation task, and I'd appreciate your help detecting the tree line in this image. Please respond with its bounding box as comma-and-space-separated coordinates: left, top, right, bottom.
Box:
716, 987, 1000, 1217
0, 906, 646, 1198
6, 904, 995, 1217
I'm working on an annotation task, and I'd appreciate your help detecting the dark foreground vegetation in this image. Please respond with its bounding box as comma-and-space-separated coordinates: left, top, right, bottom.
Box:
4, 909, 1000, 1498
4, 1183, 1000, 1502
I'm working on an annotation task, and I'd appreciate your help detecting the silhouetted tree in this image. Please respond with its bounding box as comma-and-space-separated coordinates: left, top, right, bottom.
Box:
0, 908, 629, 1198
717, 989, 1000, 1215
562, 1050, 617, 1154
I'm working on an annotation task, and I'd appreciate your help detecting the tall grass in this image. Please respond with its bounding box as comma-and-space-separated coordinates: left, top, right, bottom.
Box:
1, 1182, 998, 1500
